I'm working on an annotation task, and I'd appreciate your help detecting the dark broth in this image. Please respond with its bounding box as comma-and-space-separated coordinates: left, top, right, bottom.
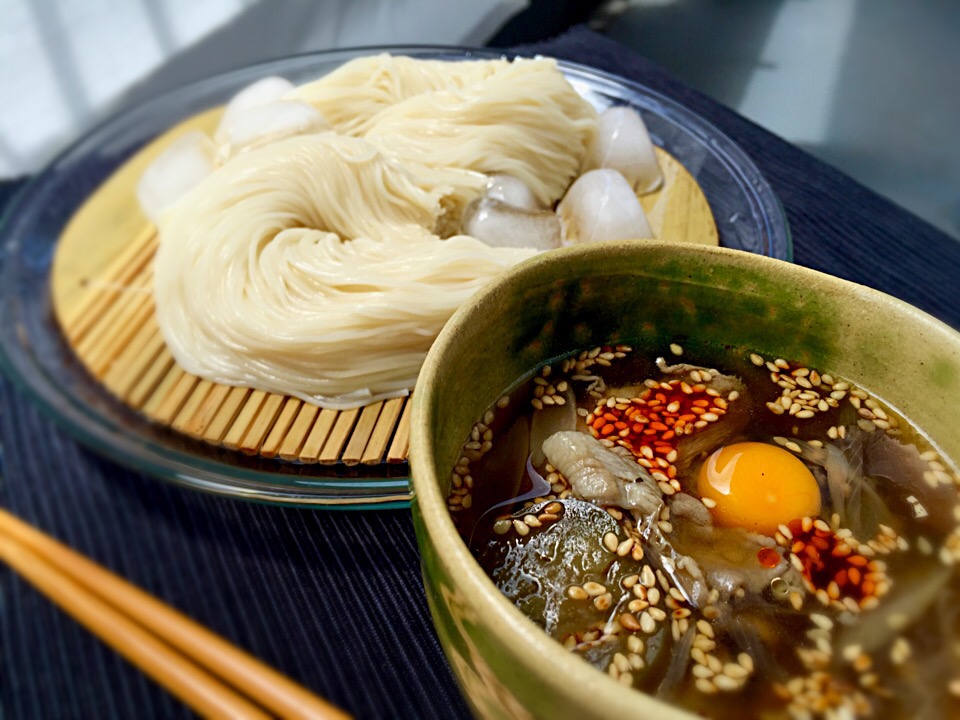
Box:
449, 340, 960, 719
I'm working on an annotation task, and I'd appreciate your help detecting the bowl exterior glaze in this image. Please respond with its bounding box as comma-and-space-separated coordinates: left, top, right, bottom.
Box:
409, 241, 960, 719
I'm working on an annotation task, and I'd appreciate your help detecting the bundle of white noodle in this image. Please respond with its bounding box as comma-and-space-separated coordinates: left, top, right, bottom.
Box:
148, 55, 598, 409
288, 55, 597, 205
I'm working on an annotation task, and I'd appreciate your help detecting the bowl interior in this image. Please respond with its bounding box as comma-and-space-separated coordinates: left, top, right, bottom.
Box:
410, 240, 960, 717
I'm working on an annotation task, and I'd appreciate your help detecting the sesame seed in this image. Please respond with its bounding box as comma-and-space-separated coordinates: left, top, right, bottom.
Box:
714, 674, 741, 692
721, 662, 749, 680
692, 664, 714, 679
522, 514, 540, 528
594, 593, 613, 611
750, 353, 765, 366
842, 644, 862, 662
670, 343, 683, 356
602, 532, 619, 552
693, 635, 717, 653
640, 565, 657, 588
810, 614, 833, 630
583, 581, 606, 597
619, 612, 641, 631
890, 638, 911, 665
611, 652, 630, 675
648, 607, 668, 622
695, 678, 718, 694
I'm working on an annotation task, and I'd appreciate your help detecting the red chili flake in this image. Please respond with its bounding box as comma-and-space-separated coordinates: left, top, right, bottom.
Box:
757, 547, 781, 568
587, 379, 728, 477
783, 518, 888, 608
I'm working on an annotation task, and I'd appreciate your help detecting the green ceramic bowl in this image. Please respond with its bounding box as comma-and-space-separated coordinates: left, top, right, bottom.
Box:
409, 241, 960, 719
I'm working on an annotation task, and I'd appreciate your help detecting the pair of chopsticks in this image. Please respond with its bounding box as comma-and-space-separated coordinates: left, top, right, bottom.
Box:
0, 509, 350, 719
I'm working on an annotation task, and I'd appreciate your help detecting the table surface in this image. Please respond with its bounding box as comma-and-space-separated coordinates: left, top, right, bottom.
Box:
2, 26, 959, 720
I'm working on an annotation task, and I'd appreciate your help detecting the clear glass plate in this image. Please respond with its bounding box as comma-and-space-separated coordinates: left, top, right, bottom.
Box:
0, 46, 791, 509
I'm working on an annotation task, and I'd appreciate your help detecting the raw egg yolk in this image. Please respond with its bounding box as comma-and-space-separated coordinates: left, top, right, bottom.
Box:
697, 442, 820, 535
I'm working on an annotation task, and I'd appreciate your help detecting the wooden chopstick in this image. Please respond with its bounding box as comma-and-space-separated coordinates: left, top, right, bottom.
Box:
0, 534, 270, 718
0, 509, 350, 720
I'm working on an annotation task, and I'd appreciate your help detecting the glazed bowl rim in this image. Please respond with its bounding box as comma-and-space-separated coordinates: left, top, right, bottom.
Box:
409, 239, 960, 717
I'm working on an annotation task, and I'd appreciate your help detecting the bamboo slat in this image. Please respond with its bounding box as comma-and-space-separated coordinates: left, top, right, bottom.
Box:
202, 387, 251, 445
386, 399, 414, 464
260, 399, 303, 459
297, 409, 339, 464
361, 397, 406, 465
103, 320, 163, 396
278, 404, 321, 462
237, 394, 285, 455
127, 348, 175, 410
318, 410, 360, 465
180, 383, 233, 440
341, 402, 385, 466
222, 390, 268, 451
171, 380, 216, 434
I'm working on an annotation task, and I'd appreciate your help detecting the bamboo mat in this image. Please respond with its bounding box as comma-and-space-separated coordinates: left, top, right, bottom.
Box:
50, 109, 716, 467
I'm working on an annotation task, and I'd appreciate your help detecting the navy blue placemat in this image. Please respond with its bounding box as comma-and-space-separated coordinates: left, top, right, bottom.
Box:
2, 26, 959, 720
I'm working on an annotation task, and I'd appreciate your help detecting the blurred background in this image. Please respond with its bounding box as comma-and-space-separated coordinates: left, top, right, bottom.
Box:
1, 0, 957, 240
